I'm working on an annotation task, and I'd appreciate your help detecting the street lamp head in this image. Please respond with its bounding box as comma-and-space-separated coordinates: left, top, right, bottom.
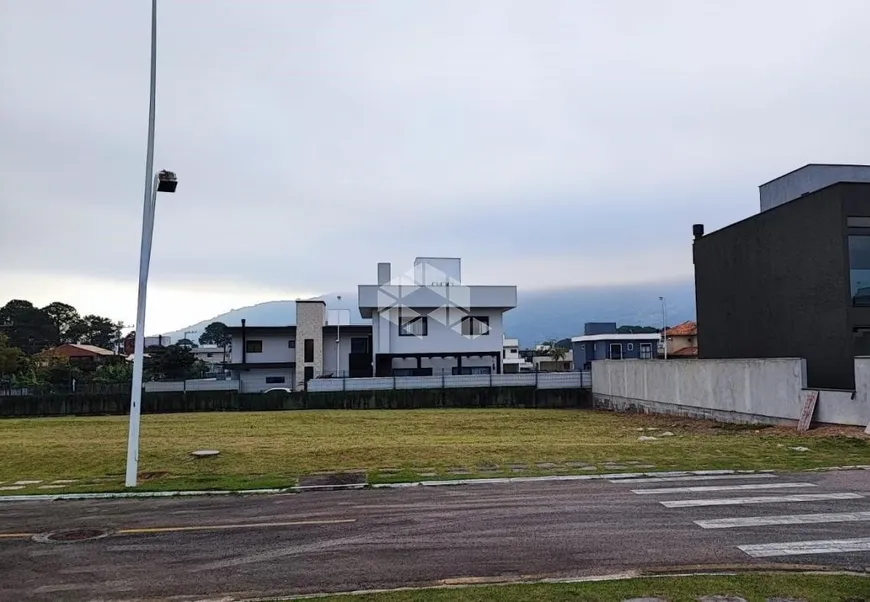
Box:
156, 170, 178, 193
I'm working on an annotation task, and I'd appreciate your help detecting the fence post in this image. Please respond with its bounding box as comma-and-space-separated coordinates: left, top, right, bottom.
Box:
342, 377, 346, 392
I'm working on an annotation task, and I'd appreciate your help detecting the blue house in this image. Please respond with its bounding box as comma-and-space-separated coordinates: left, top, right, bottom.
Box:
571, 322, 661, 371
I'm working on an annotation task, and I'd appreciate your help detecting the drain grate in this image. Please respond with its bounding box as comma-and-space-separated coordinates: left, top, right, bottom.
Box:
33, 528, 111, 544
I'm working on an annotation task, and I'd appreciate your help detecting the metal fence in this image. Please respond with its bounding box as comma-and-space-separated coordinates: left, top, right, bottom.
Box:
306, 371, 591, 392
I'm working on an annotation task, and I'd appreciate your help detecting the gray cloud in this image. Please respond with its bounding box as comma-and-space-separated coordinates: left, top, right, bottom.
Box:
3, 0, 870, 299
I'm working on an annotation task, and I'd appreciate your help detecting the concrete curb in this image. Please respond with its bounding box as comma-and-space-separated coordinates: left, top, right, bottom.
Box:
1, 465, 868, 503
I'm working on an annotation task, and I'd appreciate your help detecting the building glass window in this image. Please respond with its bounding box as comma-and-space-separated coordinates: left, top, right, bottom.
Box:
849, 235, 870, 306
639, 343, 653, 359
399, 316, 428, 336
461, 316, 490, 336
265, 376, 286, 384
245, 340, 263, 353
304, 339, 314, 362
609, 343, 623, 360
288, 339, 295, 349
350, 337, 369, 353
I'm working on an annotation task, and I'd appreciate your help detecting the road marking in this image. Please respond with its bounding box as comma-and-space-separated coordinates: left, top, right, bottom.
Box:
739, 537, 870, 558
0, 486, 24, 491
13, 480, 42, 485
632, 482, 816, 495
0, 532, 33, 539
116, 518, 355, 535
661, 492, 863, 508
696, 511, 870, 529
611, 474, 778, 485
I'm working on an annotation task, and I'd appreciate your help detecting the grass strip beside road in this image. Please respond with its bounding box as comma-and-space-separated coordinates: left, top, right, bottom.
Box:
0, 409, 868, 494
324, 573, 870, 601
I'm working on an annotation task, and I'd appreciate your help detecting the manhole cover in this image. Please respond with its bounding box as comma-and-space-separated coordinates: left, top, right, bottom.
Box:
33, 528, 111, 544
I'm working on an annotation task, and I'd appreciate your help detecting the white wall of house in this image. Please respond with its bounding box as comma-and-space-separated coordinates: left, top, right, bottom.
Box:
321, 332, 365, 376
230, 333, 294, 364
372, 308, 505, 355
239, 368, 295, 393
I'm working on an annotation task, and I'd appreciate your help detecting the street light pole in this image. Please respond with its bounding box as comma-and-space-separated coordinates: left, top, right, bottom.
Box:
659, 296, 668, 360
335, 295, 342, 377
125, 0, 179, 488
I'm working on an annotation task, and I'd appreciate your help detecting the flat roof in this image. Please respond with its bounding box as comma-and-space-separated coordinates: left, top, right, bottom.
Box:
571, 333, 661, 343
759, 163, 870, 187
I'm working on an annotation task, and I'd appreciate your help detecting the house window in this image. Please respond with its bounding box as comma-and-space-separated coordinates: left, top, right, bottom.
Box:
461, 316, 490, 336
245, 340, 263, 353
265, 376, 286, 384
206, 353, 214, 358
609, 343, 623, 360
849, 235, 870, 306
303, 339, 314, 363
626, 343, 634, 351
393, 367, 433, 377
452, 366, 492, 375
304, 366, 314, 382
288, 340, 296, 349
350, 337, 369, 354
399, 315, 428, 336
639, 343, 653, 359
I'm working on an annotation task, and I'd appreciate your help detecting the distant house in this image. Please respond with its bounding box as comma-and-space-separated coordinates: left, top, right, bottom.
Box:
502, 336, 533, 373
43, 344, 117, 365
664, 320, 698, 358
571, 322, 660, 370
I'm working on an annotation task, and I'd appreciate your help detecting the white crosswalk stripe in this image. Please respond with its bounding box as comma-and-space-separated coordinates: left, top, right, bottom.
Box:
739, 537, 870, 558
696, 511, 870, 529
632, 482, 816, 495
660, 492, 864, 508
609, 473, 778, 484
625, 472, 870, 560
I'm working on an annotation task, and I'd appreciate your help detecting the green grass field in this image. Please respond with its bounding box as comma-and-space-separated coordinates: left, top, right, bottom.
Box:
324, 573, 870, 601
0, 409, 868, 493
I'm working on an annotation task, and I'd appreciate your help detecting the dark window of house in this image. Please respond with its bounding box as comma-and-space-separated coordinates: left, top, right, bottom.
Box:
303, 339, 314, 362
304, 366, 314, 382
849, 235, 870, 306
399, 316, 428, 336
265, 376, 286, 384
350, 337, 368, 353
639, 343, 653, 359
245, 340, 263, 353
609, 343, 623, 360
461, 316, 490, 336
452, 366, 492, 375
626, 343, 634, 351
393, 367, 434, 377
288, 339, 295, 349
206, 353, 214, 358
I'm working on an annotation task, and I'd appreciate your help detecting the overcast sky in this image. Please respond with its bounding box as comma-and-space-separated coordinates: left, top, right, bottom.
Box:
2, 0, 870, 334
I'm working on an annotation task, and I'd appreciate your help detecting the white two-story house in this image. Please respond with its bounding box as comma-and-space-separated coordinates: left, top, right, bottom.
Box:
358, 257, 518, 376
224, 300, 373, 392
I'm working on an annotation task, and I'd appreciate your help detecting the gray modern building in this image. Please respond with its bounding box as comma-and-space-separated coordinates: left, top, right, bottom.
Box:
571, 322, 660, 371
694, 164, 870, 390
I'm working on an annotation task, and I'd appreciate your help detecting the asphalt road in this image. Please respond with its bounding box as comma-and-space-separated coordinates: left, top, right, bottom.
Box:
2, 470, 870, 601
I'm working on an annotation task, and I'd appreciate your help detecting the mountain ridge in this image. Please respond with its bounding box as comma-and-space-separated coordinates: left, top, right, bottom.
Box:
164, 279, 696, 348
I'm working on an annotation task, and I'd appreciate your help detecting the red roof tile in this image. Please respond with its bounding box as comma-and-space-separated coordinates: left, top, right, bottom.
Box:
665, 320, 697, 336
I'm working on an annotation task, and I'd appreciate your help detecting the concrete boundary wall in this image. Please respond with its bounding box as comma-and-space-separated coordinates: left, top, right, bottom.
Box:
591, 358, 807, 424
592, 358, 870, 426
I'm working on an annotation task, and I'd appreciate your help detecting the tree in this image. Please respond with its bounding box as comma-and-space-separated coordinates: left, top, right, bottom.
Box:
0, 300, 55, 355
546, 343, 569, 362
199, 321, 231, 362
69, 315, 124, 350
41, 302, 81, 345
199, 322, 230, 348
144, 344, 198, 380
92, 361, 134, 384
0, 334, 25, 378
616, 325, 659, 334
